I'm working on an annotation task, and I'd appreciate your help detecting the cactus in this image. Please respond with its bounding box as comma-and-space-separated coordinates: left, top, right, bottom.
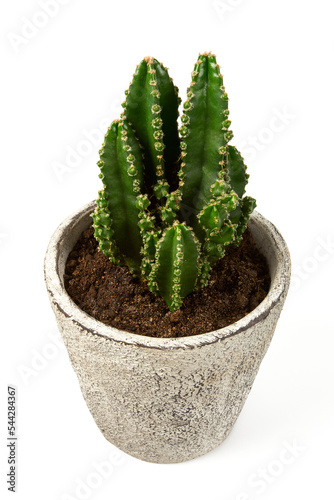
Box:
92, 52, 256, 311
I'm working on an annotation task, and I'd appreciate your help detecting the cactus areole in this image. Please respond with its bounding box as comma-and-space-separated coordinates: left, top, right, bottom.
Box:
92, 53, 256, 312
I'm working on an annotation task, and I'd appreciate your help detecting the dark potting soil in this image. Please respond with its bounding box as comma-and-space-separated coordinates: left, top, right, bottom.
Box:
64, 225, 271, 338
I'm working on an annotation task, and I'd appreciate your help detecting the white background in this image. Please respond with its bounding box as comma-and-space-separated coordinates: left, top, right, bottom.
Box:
1, 0, 334, 499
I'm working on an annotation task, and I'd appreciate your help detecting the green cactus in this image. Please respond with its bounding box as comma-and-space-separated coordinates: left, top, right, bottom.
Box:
93, 52, 256, 311
122, 56, 181, 200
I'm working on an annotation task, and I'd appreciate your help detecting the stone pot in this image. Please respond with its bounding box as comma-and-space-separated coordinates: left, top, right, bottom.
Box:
44, 201, 290, 464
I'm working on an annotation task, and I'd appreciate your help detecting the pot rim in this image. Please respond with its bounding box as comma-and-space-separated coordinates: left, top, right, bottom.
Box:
44, 201, 291, 350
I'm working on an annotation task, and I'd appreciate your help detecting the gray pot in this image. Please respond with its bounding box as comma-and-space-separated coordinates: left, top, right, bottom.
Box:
44, 201, 290, 464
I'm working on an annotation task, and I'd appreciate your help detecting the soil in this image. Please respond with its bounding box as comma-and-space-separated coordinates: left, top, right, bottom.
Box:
64, 225, 271, 338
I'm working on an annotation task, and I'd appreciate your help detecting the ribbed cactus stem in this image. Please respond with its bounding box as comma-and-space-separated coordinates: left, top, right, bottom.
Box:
225, 146, 256, 246
230, 196, 257, 247
160, 189, 182, 226
226, 146, 250, 198
135, 193, 160, 278
148, 223, 200, 311
198, 180, 239, 264
92, 190, 122, 264
93, 119, 145, 274
178, 52, 233, 237
123, 57, 180, 201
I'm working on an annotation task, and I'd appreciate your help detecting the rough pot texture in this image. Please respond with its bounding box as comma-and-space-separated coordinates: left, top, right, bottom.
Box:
44, 201, 291, 464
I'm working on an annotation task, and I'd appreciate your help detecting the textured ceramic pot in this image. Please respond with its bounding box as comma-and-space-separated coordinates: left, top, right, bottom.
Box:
44, 201, 290, 464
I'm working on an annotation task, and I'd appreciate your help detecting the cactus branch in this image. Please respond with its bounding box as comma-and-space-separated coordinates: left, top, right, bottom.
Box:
94, 119, 144, 274
178, 53, 233, 234
92, 190, 122, 264
148, 223, 200, 311
226, 145, 249, 198
230, 196, 257, 247
123, 58, 180, 199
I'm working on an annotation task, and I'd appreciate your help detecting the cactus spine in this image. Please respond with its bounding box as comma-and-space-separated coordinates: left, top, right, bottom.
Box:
93, 52, 256, 311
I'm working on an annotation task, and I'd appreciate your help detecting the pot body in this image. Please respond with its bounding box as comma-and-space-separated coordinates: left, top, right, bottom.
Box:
44, 201, 290, 463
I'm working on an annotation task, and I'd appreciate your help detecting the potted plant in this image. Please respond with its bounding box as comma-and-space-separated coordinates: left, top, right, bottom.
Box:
44, 52, 291, 463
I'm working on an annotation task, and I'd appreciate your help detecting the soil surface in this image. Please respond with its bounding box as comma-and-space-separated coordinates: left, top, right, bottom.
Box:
64, 225, 271, 338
